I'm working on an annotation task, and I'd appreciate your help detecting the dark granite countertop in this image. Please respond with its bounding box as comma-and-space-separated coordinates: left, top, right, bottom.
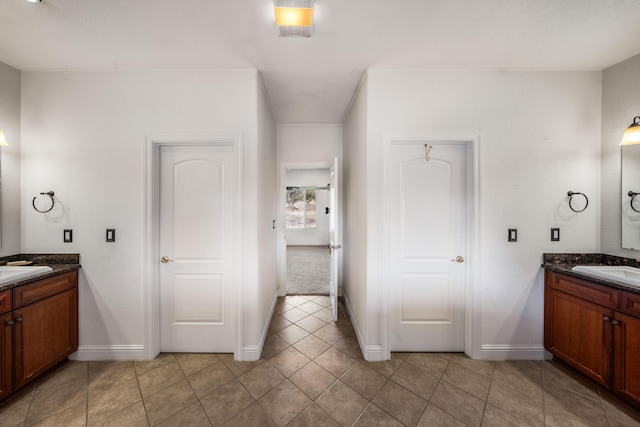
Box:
0, 254, 81, 292
542, 253, 640, 295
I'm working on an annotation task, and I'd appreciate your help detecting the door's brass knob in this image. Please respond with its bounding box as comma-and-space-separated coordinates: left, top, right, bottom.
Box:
453, 256, 464, 263
161, 256, 173, 264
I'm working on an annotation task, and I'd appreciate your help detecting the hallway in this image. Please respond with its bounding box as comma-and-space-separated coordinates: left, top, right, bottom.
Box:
1, 295, 639, 426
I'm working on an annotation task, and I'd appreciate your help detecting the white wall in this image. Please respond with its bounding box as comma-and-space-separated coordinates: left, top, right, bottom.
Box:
354, 69, 602, 360
278, 124, 343, 164
254, 73, 278, 359
0, 62, 21, 256
21, 69, 267, 360
10, 64, 615, 363
342, 75, 369, 349
286, 168, 330, 246
601, 53, 640, 257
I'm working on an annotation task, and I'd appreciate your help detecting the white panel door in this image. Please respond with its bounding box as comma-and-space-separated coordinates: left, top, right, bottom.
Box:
388, 144, 466, 351
329, 157, 340, 322
159, 145, 235, 352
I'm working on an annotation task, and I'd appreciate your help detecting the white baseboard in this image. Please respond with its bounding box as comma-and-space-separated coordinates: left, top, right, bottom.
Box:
242, 345, 261, 361
70, 345, 146, 361
343, 295, 385, 361
363, 345, 385, 361
242, 292, 279, 361
480, 344, 546, 360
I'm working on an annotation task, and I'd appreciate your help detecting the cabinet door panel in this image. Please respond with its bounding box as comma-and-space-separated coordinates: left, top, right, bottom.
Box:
614, 312, 640, 407
0, 312, 12, 400
0, 291, 11, 315
545, 286, 613, 388
620, 292, 640, 318
14, 288, 78, 389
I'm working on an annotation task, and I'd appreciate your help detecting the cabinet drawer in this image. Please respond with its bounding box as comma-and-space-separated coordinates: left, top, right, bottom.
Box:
13, 271, 77, 308
0, 291, 11, 315
546, 271, 619, 309
620, 292, 640, 318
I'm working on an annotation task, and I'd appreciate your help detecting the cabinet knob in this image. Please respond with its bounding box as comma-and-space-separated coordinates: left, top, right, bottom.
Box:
5, 320, 14, 326
603, 316, 611, 322
611, 320, 621, 326
14, 317, 23, 323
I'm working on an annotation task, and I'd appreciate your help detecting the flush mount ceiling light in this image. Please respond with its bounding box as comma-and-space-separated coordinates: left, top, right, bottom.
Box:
25, 0, 42, 3
620, 116, 640, 145
0, 130, 8, 146
275, 0, 313, 37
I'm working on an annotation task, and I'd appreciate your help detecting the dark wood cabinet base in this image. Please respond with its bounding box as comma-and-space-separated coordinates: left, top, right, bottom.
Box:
545, 270, 640, 411
0, 270, 78, 402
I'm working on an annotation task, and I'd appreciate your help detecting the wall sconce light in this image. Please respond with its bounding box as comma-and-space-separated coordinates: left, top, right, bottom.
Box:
275, 0, 314, 37
0, 130, 8, 146
620, 116, 640, 145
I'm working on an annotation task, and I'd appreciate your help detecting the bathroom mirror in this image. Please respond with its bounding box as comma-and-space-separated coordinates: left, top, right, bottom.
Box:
622, 145, 640, 249
0, 154, 2, 249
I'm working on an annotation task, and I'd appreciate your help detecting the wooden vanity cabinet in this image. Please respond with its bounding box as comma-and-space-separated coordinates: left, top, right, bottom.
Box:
0, 270, 78, 400
613, 312, 640, 407
614, 293, 640, 407
544, 276, 613, 388
0, 291, 13, 401
545, 270, 640, 409
14, 286, 78, 389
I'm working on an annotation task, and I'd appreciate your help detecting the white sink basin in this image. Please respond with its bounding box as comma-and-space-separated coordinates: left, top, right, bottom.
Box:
0, 266, 53, 285
572, 265, 640, 287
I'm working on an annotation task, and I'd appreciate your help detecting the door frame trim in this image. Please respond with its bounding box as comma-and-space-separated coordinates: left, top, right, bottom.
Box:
144, 134, 244, 360
381, 132, 481, 359
277, 161, 332, 296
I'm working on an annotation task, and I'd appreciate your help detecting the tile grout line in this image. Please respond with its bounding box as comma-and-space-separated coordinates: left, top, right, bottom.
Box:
479, 358, 498, 427
84, 362, 89, 427
540, 364, 552, 425
137, 357, 171, 425
22, 376, 39, 426
20, 383, 35, 427
280, 296, 365, 426
175, 354, 215, 427
421, 355, 447, 427
597, 387, 613, 427
354, 360, 403, 426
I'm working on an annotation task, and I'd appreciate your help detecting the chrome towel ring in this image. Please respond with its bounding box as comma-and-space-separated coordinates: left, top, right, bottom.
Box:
32, 191, 55, 213
629, 191, 640, 213
567, 191, 588, 213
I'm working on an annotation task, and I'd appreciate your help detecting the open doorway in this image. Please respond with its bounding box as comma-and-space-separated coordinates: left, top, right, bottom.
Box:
285, 168, 330, 295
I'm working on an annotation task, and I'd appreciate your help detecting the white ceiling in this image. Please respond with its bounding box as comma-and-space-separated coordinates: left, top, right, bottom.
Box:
2, 0, 640, 123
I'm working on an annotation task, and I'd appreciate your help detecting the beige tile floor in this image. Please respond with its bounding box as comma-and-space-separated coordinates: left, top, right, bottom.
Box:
1, 295, 640, 426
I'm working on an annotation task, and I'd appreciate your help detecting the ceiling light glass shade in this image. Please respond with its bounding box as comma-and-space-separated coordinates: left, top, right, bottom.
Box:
275, 7, 313, 27
620, 116, 640, 145
275, 0, 313, 37
0, 130, 8, 146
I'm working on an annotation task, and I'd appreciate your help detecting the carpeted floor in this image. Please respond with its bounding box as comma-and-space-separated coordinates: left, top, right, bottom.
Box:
286, 245, 329, 295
